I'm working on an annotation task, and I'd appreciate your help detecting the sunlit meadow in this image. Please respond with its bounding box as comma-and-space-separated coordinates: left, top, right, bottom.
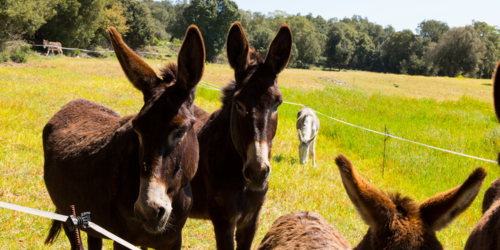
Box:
0, 56, 498, 249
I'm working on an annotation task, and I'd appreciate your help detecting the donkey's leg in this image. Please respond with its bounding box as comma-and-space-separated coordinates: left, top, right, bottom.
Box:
235, 213, 260, 250
87, 235, 103, 250
210, 211, 236, 250
155, 233, 182, 250
309, 139, 316, 167
61, 222, 78, 250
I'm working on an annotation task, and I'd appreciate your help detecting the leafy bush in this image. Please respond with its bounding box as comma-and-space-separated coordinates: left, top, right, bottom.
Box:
1, 52, 10, 62
11, 48, 28, 63
72, 50, 81, 57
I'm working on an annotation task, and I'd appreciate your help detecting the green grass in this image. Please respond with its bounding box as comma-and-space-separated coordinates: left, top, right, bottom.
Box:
0, 56, 498, 249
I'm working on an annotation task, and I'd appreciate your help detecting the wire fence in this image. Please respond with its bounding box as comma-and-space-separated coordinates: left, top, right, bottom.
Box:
0, 47, 497, 248
0, 202, 140, 250
33, 44, 178, 56
197, 82, 498, 164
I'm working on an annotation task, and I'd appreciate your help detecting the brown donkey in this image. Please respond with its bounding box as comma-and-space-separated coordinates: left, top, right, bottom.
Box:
465, 61, 500, 250
258, 154, 486, 250
189, 22, 292, 249
43, 26, 205, 249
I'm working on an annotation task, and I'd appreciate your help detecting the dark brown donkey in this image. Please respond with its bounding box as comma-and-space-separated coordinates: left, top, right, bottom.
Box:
43, 26, 205, 249
189, 22, 292, 249
465, 61, 500, 250
258, 154, 486, 250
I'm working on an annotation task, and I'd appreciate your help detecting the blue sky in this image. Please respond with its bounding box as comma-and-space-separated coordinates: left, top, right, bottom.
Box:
235, 0, 500, 32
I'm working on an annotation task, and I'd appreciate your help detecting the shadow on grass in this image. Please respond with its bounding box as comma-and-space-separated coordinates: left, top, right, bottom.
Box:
272, 154, 298, 165
483, 83, 492, 86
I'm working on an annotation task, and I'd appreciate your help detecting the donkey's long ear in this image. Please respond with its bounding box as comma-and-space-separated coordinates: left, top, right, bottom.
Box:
334, 154, 396, 232
176, 25, 205, 91
226, 21, 250, 72
108, 27, 159, 99
419, 167, 486, 231
493, 61, 500, 121
265, 24, 293, 75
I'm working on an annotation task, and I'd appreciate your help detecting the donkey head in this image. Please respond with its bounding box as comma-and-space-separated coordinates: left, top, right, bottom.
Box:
225, 22, 292, 191
335, 154, 485, 249
108, 26, 204, 233
43, 39, 47, 48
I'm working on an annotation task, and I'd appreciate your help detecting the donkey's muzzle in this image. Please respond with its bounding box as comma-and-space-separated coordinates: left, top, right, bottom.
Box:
134, 180, 172, 233
243, 140, 271, 191
243, 163, 270, 191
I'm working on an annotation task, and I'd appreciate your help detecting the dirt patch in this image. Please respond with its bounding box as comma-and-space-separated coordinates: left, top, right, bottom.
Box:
318, 77, 353, 86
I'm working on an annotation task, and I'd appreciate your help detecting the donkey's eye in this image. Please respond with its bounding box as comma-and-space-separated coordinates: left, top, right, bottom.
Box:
235, 103, 244, 112
273, 106, 278, 113
174, 130, 186, 140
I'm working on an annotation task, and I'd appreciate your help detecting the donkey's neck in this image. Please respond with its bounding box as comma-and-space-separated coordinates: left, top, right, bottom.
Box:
201, 103, 244, 173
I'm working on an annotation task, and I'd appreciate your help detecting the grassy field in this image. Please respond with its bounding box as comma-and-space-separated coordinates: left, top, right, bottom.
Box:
0, 55, 498, 249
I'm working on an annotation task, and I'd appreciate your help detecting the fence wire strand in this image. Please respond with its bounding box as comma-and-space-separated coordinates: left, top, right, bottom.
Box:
0, 202, 141, 250
197, 85, 497, 164
33, 44, 175, 56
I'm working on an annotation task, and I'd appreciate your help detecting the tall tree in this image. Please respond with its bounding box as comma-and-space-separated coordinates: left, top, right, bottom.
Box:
145, 0, 173, 41
416, 20, 449, 43
184, 0, 240, 62
38, 0, 105, 48
287, 15, 324, 64
165, 1, 188, 40
93, 0, 129, 46
324, 22, 355, 69
120, 0, 156, 48
474, 21, 500, 78
433, 26, 485, 77
247, 26, 274, 57
381, 29, 416, 73
0, 0, 60, 45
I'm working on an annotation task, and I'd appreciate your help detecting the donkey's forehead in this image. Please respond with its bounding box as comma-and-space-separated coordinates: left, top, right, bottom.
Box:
236, 83, 282, 103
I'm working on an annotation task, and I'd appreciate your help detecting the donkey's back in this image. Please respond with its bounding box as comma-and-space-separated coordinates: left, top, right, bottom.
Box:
258, 211, 350, 250
43, 98, 125, 161
43, 98, 135, 227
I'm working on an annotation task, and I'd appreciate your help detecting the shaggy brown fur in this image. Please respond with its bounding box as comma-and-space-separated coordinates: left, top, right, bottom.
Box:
259, 154, 486, 250
189, 22, 293, 250
258, 211, 351, 250
464, 60, 500, 250
43, 26, 205, 249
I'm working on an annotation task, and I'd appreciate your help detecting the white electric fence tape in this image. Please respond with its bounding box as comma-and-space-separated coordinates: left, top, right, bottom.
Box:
197, 85, 498, 164
0, 202, 140, 250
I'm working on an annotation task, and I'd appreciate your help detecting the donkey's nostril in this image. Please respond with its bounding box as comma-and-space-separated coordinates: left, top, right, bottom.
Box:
157, 207, 166, 220
264, 166, 270, 177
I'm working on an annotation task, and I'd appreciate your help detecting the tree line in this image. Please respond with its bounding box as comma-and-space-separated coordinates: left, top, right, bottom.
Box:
1, 0, 499, 78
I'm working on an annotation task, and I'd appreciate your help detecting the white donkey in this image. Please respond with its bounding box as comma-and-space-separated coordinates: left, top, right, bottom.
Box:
296, 107, 320, 166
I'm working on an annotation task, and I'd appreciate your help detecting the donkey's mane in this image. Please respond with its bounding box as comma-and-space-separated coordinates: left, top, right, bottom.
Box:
249, 47, 264, 66
220, 47, 263, 110
385, 192, 419, 217
160, 63, 178, 83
